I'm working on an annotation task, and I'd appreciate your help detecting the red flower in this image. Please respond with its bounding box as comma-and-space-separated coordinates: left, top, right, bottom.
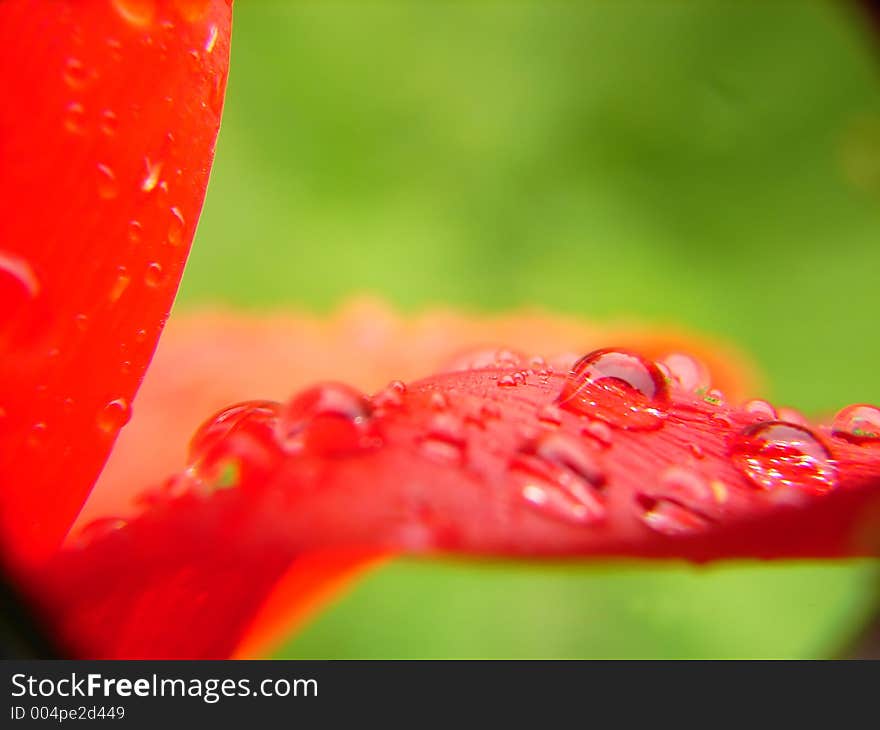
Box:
1, 0, 879, 659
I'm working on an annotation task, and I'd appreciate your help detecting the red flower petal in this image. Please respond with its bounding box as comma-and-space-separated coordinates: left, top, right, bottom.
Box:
0, 0, 231, 563
28, 357, 880, 658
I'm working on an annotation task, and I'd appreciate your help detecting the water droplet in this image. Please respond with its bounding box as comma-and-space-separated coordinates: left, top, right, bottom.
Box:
141, 158, 163, 192
112, 0, 156, 26
513, 433, 606, 526
497, 374, 517, 387
144, 261, 164, 287
0, 251, 40, 327
744, 399, 777, 421
96, 164, 118, 199
831, 404, 880, 444
373, 380, 406, 410
134, 328, 147, 343
277, 383, 373, 456
75, 517, 128, 547
558, 348, 669, 431
97, 398, 131, 434
445, 347, 525, 372
205, 23, 219, 53
100, 109, 119, 136
128, 220, 143, 244
420, 413, 466, 465
28, 422, 48, 448
778, 407, 808, 426
688, 443, 705, 460
74, 313, 89, 331
537, 403, 563, 426
63, 58, 89, 88
109, 266, 131, 302
64, 102, 86, 134
580, 420, 613, 448
638, 497, 711, 536
731, 421, 838, 496
167, 207, 185, 245
660, 353, 711, 393
429, 392, 448, 411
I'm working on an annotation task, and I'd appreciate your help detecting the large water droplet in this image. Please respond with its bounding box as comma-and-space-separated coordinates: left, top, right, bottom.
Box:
97, 398, 131, 434
277, 383, 373, 456
831, 404, 880, 444
558, 348, 669, 430
730, 421, 838, 496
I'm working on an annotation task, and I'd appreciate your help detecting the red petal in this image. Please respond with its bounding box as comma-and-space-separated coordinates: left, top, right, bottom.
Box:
0, 0, 231, 563
29, 357, 880, 657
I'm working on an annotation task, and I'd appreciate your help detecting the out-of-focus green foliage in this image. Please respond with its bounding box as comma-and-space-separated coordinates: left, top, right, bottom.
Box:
180, 1, 880, 658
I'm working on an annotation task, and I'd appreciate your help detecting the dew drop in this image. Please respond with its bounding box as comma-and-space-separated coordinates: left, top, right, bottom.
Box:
100, 109, 119, 136
96, 163, 119, 199
128, 220, 143, 244
429, 392, 448, 411
75, 517, 128, 547
277, 383, 373, 456
0, 251, 40, 325
205, 23, 219, 53
831, 404, 880, 444
513, 432, 606, 526
189, 400, 279, 466
580, 420, 613, 448
420, 413, 467, 465
373, 380, 406, 410
63, 58, 89, 88
730, 421, 838, 496
537, 403, 563, 426
445, 347, 524, 372
64, 102, 86, 134
144, 261, 164, 287
97, 398, 131, 434
167, 207, 185, 245
638, 497, 711, 536
558, 348, 669, 431
744, 399, 777, 421
497, 374, 517, 387
112, 0, 157, 26
109, 266, 131, 302
141, 158, 163, 192
28, 422, 48, 448
660, 353, 711, 393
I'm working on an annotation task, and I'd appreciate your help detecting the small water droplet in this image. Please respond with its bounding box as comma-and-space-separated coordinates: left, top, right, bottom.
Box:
638, 497, 711, 536
660, 353, 711, 393
28, 422, 48, 448
580, 420, 613, 448
74, 313, 89, 331
205, 23, 219, 52
112, 0, 156, 26
63, 58, 90, 88
144, 261, 165, 287
128, 220, 143, 244
109, 266, 131, 302
429, 392, 448, 411
778, 407, 808, 426
141, 158, 163, 192
420, 413, 467, 465
277, 383, 373, 456
64, 102, 86, 134
744, 399, 777, 421
100, 109, 119, 136
167, 207, 185, 245
730, 421, 838, 496
688, 443, 705, 460
75, 517, 128, 547
134, 328, 147, 343
445, 347, 525, 372
831, 404, 880, 443
497, 374, 517, 387
703, 388, 725, 406
97, 398, 131, 434
96, 163, 118, 199
513, 432, 606, 526
537, 403, 563, 426
558, 348, 669, 431
0, 251, 40, 328
373, 380, 406, 410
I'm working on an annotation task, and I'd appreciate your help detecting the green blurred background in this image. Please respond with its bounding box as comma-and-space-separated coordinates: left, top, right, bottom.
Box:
180, 1, 880, 657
